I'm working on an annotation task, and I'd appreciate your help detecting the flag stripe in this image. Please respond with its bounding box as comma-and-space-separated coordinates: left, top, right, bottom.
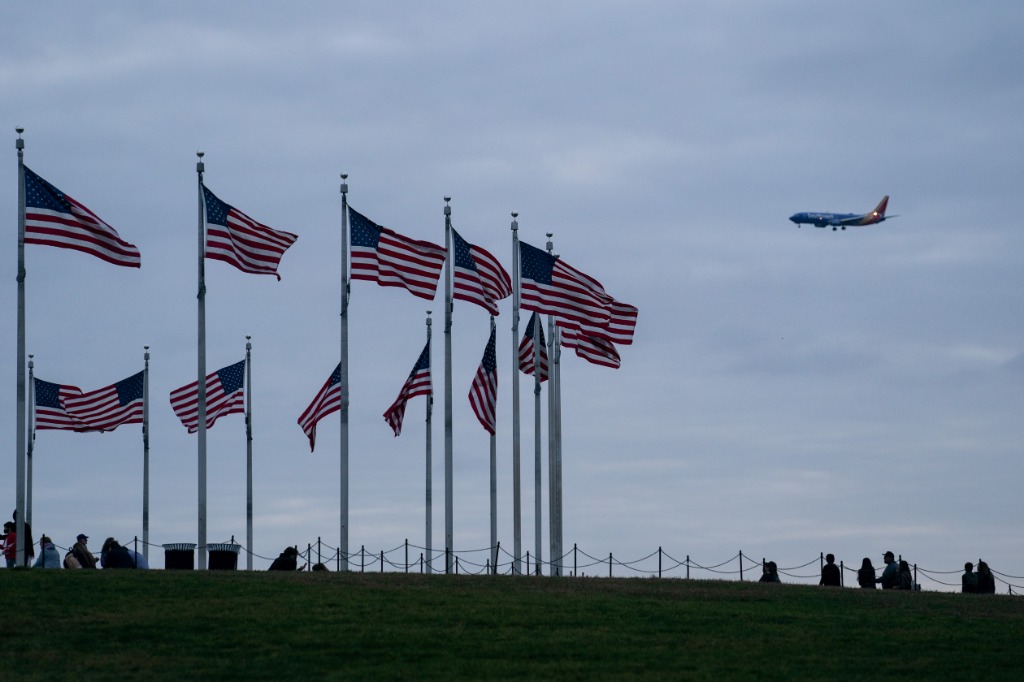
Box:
33, 379, 90, 431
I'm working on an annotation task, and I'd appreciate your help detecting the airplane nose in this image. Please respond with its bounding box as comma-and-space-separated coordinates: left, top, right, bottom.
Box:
788, 214, 799, 223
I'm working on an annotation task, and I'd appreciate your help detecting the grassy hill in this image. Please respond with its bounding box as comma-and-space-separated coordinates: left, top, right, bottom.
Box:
4, 570, 1022, 680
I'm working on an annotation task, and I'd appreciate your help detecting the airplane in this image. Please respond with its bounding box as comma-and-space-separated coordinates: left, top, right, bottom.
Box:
789, 196, 896, 231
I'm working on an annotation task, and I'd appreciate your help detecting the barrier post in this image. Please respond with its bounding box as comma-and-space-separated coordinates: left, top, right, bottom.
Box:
380, 550, 384, 573
405, 539, 409, 573
608, 552, 613, 578
318, 537, 322, 566
739, 551, 744, 582
494, 542, 501, 575
456, 556, 460, 575
840, 560, 845, 587
419, 553, 424, 574
574, 543, 578, 577
686, 554, 690, 580
659, 546, 662, 578
526, 551, 531, 576
361, 545, 365, 573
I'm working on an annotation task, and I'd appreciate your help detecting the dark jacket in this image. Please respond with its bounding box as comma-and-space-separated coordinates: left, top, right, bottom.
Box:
820, 563, 841, 587
104, 544, 137, 569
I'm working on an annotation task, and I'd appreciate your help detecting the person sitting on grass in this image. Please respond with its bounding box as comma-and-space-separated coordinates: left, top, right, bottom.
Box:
101, 538, 137, 569
758, 561, 781, 583
32, 535, 61, 569
269, 546, 300, 571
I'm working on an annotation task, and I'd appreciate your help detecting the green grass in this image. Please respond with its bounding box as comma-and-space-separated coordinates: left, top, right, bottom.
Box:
3, 570, 1022, 680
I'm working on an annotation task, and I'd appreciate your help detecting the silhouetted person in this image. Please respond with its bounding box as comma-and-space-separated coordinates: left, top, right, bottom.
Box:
976, 560, 996, 594
758, 561, 781, 583
32, 535, 61, 569
962, 562, 978, 593
857, 558, 877, 589
12, 509, 34, 566
101, 538, 136, 569
896, 560, 913, 590
268, 546, 299, 571
820, 553, 841, 587
877, 551, 899, 589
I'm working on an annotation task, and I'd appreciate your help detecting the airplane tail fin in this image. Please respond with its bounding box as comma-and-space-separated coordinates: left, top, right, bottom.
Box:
871, 195, 889, 219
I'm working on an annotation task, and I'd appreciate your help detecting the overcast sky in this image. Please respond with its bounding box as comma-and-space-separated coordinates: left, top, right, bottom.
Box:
3, 2, 1021, 588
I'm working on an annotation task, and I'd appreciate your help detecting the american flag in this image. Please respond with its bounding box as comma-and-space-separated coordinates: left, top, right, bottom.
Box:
62, 371, 145, 432
169, 360, 246, 433
203, 185, 298, 280
383, 343, 431, 437
517, 312, 549, 381
297, 363, 342, 452
468, 326, 499, 435
23, 166, 141, 268
34, 378, 90, 432
560, 326, 621, 369
518, 241, 638, 347
349, 207, 446, 300
451, 228, 512, 316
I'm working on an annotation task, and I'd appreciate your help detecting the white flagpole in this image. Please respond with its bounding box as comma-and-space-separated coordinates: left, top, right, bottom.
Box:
245, 335, 253, 570
196, 151, 208, 570
509, 212, 522, 574
443, 197, 454, 573
143, 345, 150, 562
551, 321, 563, 576
339, 173, 350, 571
27, 354, 34, 529
15, 127, 28, 567
425, 311, 433, 574
533, 310, 544, 574
488, 314, 498, 573
548, 233, 565, 573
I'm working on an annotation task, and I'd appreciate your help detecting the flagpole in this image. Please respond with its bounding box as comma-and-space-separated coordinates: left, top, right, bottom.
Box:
27, 354, 34, 528
15, 127, 28, 567
509, 212, 522, 574
245, 335, 253, 570
424, 310, 433, 575
552, 321, 563, 576
196, 151, 208, 570
143, 345, 150, 563
488, 314, 499, 573
533, 311, 544, 574
546, 234, 563, 577
443, 197, 454, 573
339, 173, 350, 571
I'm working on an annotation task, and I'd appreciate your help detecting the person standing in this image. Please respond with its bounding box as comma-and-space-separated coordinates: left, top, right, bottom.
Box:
820, 553, 841, 587
71, 534, 97, 569
877, 551, 899, 589
2, 522, 15, 567
961, 562, 979, 593
857, 558, 877, 588
976, 561, 996, 594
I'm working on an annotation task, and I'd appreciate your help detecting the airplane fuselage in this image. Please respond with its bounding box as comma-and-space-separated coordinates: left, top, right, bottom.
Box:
788, 196, 892, 231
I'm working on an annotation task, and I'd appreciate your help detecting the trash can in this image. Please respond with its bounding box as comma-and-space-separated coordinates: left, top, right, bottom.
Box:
208, 543, 241, 570
163, 542, 197, 570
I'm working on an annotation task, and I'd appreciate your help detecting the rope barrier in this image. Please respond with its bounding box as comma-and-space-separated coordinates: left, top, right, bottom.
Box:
25, 534, 1022, 593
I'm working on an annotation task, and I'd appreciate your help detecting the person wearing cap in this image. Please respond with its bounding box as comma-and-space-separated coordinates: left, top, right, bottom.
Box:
32, 535, 62, 569
72, 533, 97, 569
876, 551, 899, 589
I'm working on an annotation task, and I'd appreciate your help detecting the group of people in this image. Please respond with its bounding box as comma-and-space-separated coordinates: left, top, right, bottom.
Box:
2, 512, 149, 570
961, 561, 996, 594
758, 551, 999, 593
